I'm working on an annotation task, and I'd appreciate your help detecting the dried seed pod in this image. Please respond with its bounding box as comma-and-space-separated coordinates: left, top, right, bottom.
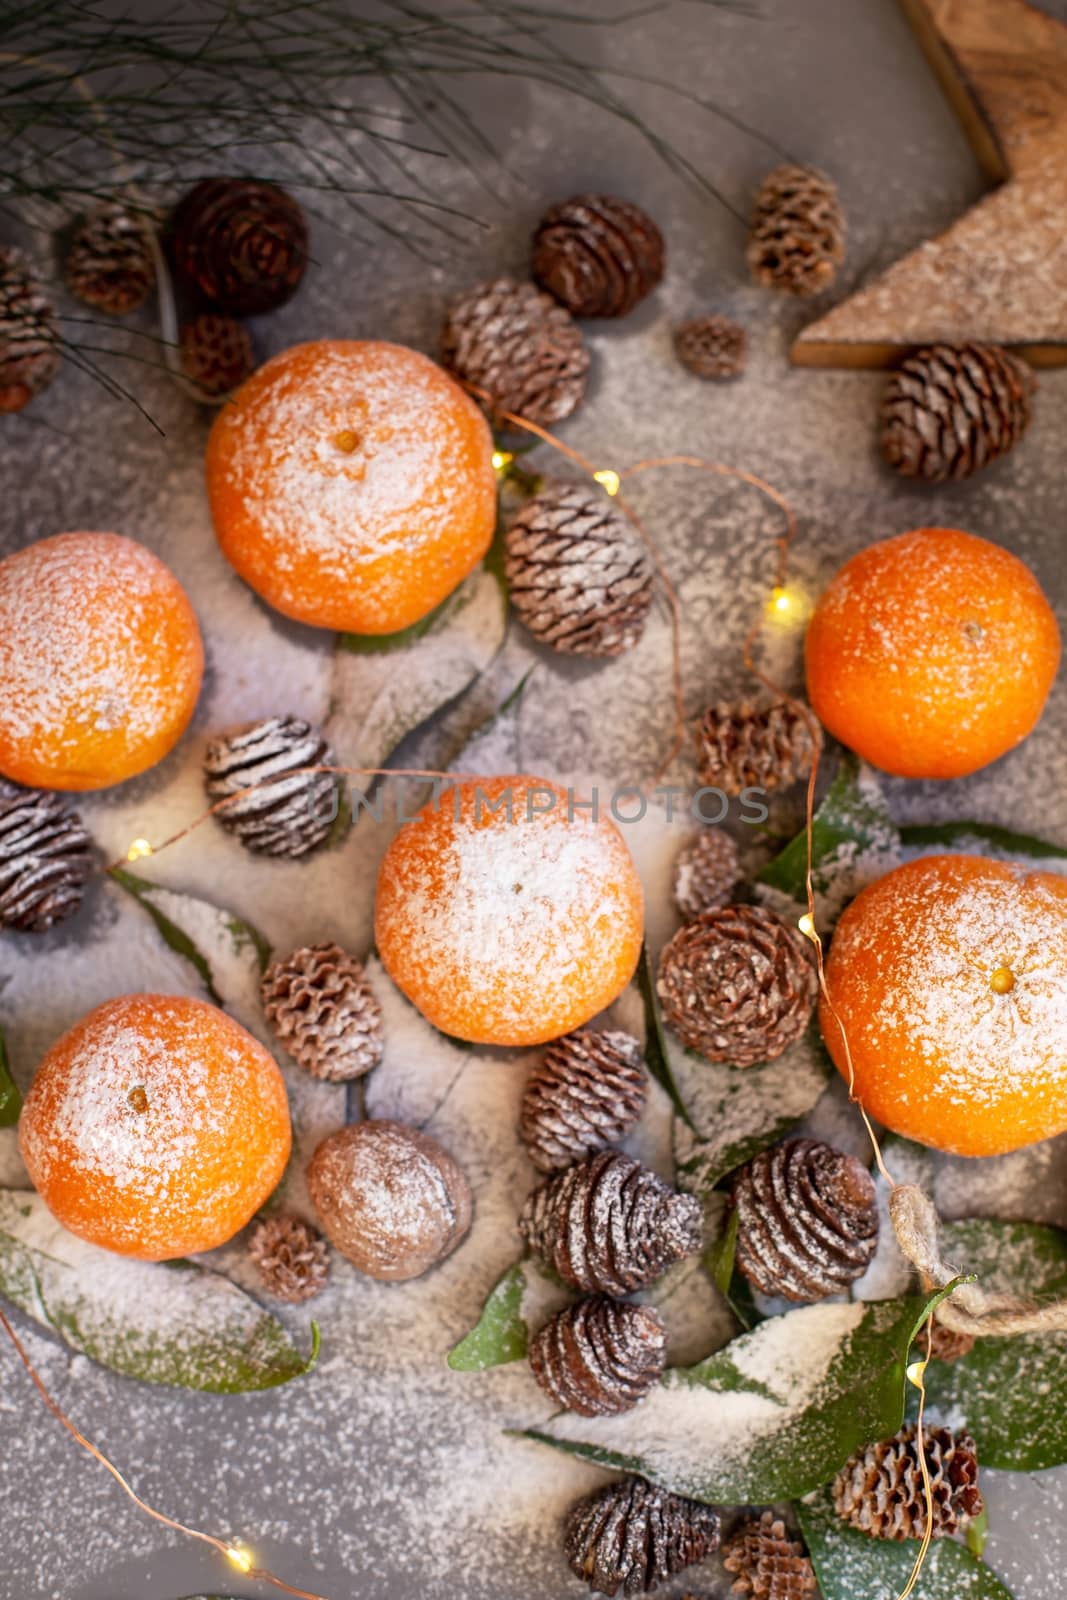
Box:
0, 247, 59, 413
520, 1027, 648, 1173
247, 1213, 329, 1304
203, 715, 340, 858
564, 1476, 721, 1596
440, 276, 590, 426
832, 1422, 983, 1541
0, 779, 93, 933
180, 313, 255, 398
532, 193, 664, 318
169, 177, 308, 314
261, 941, 383, 1081
672, 829, 740, 921
721, 1510, 817, 1599
673, 315, 747, 380
698, 701, 819, 796
64, 204, 155, 315
529, 1295, 666, 1415
747, 165, 845, 296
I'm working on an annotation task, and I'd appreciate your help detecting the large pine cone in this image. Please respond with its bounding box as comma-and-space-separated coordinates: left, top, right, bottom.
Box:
169, 178, 308, 314
698, 701, 819, 796
673, 315, 747, 381
203, 715, 340, 858
721, 1510, 816, 1599
262, 941, 383, 1081
0, 248, 59, 414
64, 205, 155, 315
521, 1028, 648, 1172
747, 165, 845, 295
657, 906, 816, 1067
247, 1213, 329, 1304
441, 277, 590, 426
672, 828, 740, 922
731, 1139, 879, 1302
529, 1295, 666, 1415
0, 780, 93, 933
565, 1476, 721, 1596
881, 342, 1034, 483
833, 1423, 983, 1541
519, 1151, 702, 1296
532, 194, 664, 318
505, 481, 653, 658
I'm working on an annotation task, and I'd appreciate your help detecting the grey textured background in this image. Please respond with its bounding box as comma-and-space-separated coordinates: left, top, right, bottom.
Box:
2, 2, 1067, 1598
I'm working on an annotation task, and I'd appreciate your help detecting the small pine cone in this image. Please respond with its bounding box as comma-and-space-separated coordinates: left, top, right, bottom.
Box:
519, 1151, 702, 1296
204, 715, 340, 858
247, 1213, 329, 1304
180, 313, 255, 398
673, 315, 747, 381
169, 178, 308, 314
520, 1028, 649, 1173
747, 165, 845, 296
698, 701, 819, 797
532, 194, 664, 319
672, 829, 740, 921
530, 1295, 666, 1416
0, 248, 59, 414
564, 1476, 721, 1596
921, 1319, 977, 1364
505, 481, 653, 658
657, 906, 816, 1067
441, 277, 590, 427
64, 205, 155, 315
833, 1422, 983, 1541
261, 941, 383, 1081
0, 779, 93, 933
731, 1139, 879, 1302
722, 1511, 816, 1599
881, 342, 1034, 483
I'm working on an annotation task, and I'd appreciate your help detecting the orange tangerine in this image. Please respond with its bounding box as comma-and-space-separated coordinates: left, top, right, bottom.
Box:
374, 776, 645, 1046
205, 339, 497, 635
19, 994, 291, 1259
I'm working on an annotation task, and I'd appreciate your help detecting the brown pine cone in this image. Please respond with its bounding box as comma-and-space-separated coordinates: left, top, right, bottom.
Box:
657, 906, 816, 1067
722, 1511, 816, 1599
672, 829, 740, 921
64, 205, 155, 315
203, 715, 340, 858
698, 701, 819, 796
261, 941, 383, 1081
673, 315, 747, 381
833, 1423, 983, 1541
0, 248, 59, 414
247, 1213, 329, 1304
529, 1295, 666, 1416
505, 481, 653, 658
440, 277, 590, 427
0, 780, 93, 934
747, 165, 845, 295
519, 1151, 702, 1296
881, 343, 1034, 483
169, 178, 308, 314
565, 1476, 721, 1596
521, 1028, 648, 1172
919, 1319, 977, 1365
532, 194, 664, 319
731, 1139, 879, 1302
180, 313, 255, 398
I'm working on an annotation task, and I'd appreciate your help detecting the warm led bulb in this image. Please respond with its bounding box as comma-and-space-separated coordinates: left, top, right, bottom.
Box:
593, 468, 620, 496
491, 450, 514, 473
906, 1359, 928, 1387
126, 838, 153, 861
226, 1544, 253, 1573
797, 913, 817, 940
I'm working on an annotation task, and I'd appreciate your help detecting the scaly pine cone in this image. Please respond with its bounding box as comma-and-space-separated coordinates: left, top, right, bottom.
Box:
203, 715, 340, 858
673, 315, 747, 381
833, 1423, 983, 1541
529, 1295, 666, 1415
0, 248, 59, 413
0, 780, 93, 933
64, 205, 156, 315
441, 277, 590, 426
698, 701, 819, 796
565, 1477, 721, 1596
731, 1139, 879, 1302
521, 1028, 648, 1173
169, 178, 308, 314
672, 829, 740, 921
747, 165, 845, 295
519, 1151, 702, 1296
920, 1319, 977, 1364
180, 313, 255, 398
881, 343, 1034, 483
532, 194, 664, 319
722, 1510, 816, 1599
505, 481, 653, 658
657, 906, 816, 1067
261, 941, 383, 1081
247, 1213, 329, 1304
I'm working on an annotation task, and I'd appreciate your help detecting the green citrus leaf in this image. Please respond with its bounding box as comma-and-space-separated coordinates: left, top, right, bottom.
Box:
0, 1025, 21, 1129
757, 753, 899, 907
636, 944, 695, 1129
899, 818, 1067, 863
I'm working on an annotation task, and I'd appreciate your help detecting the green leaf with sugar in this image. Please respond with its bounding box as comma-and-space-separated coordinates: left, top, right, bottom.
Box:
525, 1289, 950, 1504
449, 1260, 530, 1371
758, 753, 899, 907
899, 818, 1067, 864
797, 1482, 1014, 1600
0, 1191, 315, 1392
0, 1026, 21, 1128
636, 944, 694, 1129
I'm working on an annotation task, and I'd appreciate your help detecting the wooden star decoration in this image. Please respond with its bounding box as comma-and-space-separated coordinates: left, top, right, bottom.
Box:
792, 0, 1067, 368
